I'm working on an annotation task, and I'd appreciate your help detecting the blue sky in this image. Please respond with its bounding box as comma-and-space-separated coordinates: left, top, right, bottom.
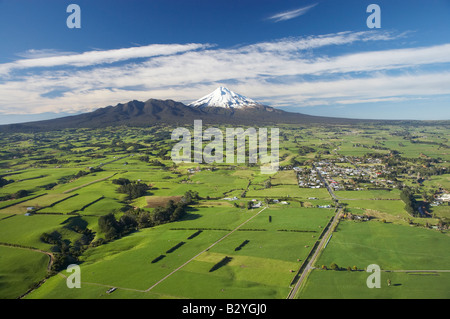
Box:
0, 0, 449, 123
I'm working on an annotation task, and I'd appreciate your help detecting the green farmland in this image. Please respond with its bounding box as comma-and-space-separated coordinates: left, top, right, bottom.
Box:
0, 123, 448, 299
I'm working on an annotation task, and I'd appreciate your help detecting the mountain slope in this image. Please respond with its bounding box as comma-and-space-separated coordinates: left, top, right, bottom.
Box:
0, 88, 399, 132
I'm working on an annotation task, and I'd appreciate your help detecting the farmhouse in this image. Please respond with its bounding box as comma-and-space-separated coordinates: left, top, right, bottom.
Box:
436, 193, 450, 202
223, 196, 239, 201
252, 201, 262, 208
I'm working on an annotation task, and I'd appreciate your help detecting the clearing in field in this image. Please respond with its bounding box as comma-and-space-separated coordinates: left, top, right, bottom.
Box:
145, 196, 183, 208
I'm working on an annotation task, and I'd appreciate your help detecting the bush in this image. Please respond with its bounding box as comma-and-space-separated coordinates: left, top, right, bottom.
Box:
330, 262, 340, 271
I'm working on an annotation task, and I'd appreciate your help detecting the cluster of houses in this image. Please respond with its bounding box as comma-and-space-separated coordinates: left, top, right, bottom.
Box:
294, 167, 324, 189
187, 166, 217, 174
341, 212, 371, 221
222, 197, 289, 208
295, 157, 395, 191
431, 193, 450, 206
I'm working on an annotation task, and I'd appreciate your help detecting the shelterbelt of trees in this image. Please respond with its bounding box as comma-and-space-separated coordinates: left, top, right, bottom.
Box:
400, 187, 419, 217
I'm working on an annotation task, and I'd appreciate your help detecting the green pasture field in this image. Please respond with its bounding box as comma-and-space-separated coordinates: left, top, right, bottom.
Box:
0, 214, 71, 250
297, 269, 450, 299
315, 220, 450, 271
246, 185, 331, 199
297, 220, 450, 298
422, 174, 450, 190
0, 193, 71, 215
53, 170, 117, 193
0, 246, 50, 299
0, 214, 99, 250
342, 198, 443, 226
335, 189, 401, 200
26, 205, 332, 299
383, 139, 448, 160
149, 169, 251, 199
38, 180, 124, 215
151, 252, 294, 299
343, 199, 408, 217
0, 168, 80, 196
269, 170, 298, 185
0, 123, 448, 299
431, 205, 450, 219
39, 195, 104, 214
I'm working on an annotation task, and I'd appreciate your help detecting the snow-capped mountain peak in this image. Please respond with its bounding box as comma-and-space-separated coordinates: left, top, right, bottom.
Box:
189, 87, 258, 109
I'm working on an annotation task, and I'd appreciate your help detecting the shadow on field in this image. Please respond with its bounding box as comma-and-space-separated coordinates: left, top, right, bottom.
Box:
181, 207, 201, 221
209, 256, 233, 272
60, 216, 88, 231
181, 213, 201, 221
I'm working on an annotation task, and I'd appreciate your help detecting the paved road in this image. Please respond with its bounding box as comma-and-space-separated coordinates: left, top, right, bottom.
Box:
287, 165, 341, 299
287, 206, 342, 299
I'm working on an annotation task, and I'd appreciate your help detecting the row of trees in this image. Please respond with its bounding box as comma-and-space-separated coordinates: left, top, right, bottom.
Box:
0, 176, 13, 188
400, 187, 419, 217
321, 263, 359, 271
137, 155, 166, 167
0, 189, 29, 201
57, 167, 103, 184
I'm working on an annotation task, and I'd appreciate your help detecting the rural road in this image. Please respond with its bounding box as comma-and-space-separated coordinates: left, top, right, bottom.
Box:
287, 165, 342, 299
286, 206, 342, 299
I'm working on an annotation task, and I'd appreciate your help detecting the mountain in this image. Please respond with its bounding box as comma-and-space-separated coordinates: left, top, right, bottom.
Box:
0, 88, 402, 132
189, 87, 258, 109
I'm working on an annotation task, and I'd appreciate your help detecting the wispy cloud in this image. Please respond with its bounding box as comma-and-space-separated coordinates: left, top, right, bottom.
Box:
0, 43, 210, 75
268, 3, 318, 22
0, 30, 449, 119
15, 49, 77, 59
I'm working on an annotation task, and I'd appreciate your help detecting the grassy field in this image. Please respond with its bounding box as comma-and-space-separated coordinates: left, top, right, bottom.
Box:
0, 123, 448, 299
315, 220, 450, 270
26, 205, 333, 299
297, 220, 450, 298
298, 270, 450, 299
0, 246, 49, 299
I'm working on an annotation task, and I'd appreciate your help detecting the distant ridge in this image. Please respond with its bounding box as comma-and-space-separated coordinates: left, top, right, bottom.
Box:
0, 88, 439, 132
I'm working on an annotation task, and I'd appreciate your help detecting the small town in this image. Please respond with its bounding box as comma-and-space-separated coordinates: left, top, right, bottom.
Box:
295, 156, 395, 191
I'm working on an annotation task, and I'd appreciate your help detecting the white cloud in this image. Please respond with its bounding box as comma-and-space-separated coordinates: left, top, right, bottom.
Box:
0, 43, 210, 75
15, 49, 77, 59
0, 30, 449, 117
268, 4, 318, 22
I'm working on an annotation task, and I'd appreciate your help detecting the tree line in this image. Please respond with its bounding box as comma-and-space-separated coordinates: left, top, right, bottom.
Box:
400, 187, 419, 217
